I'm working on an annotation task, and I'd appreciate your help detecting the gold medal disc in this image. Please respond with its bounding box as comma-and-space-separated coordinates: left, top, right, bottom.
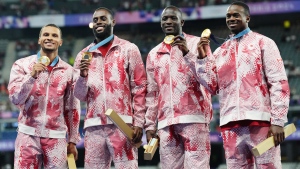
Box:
82, 52, 92, 61
201, 29, 211, 38
38, 56, 50, 66
164, 35, 175, 44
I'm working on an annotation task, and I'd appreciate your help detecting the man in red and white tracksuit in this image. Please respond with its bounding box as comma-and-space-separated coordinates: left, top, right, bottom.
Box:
8, 24, 81, 169
73, 7, 146, 169
145, 6, 213, 169
193, 2, 290, 169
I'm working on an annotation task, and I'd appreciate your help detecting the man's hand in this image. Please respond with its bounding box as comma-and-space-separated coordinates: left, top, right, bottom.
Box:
146, 130, 157, 143
268, 125, 285, 146
132, 126, 143, 144
31, 63, 47, 78
197, 37, 210, 59
171, 35, 189, 56
80, 59, 90, 77
67, 143, 78, 160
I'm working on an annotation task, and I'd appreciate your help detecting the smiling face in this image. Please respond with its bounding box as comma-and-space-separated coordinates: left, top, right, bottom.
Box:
38, 26, 62, 53
226, 4, 250, 35
161, 7, 184, 36
92, 9, 115, 42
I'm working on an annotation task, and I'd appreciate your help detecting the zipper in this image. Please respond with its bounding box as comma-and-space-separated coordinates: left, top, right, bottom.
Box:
103, 54, 107, 110
102, 45, 115, 111
169, 50, 173, 119
235, 39, 240, 120
41, 69, 52, 136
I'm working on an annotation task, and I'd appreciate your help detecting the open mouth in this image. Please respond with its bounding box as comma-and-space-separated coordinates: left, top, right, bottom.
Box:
44, 42, 54, 46
228, 23, 237, 28
95, 26, 104, 32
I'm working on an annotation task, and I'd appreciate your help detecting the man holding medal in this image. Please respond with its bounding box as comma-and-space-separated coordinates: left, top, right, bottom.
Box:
144, 5, 213, 169
73, 7, 147, 169
194, 1, 289, 168
8, 24, 81, 168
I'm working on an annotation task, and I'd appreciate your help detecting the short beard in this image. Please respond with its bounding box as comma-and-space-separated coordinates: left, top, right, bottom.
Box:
93, 24, 112, 42
162, 26, 180, 36
41, 47, 55, 53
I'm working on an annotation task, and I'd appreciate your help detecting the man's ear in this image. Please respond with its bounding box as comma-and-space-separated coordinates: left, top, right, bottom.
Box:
112, 19, 116, 27
246, 16, 250, 23
181, 19, 185, 27
38, 38, 41, 44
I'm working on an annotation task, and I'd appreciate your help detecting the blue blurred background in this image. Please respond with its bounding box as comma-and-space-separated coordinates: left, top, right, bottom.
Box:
0, 0, 300, 168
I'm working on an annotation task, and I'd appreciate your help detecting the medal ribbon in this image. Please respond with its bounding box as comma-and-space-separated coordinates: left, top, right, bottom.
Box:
230, 27, 251, 40
88, 34, 114, 52
209, 28, 251, 46
210, 34, 221, 45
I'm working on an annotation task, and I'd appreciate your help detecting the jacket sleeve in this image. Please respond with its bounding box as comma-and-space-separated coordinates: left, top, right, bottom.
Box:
64, 69, 81, 144
144, 53, 159, 131
73, 50, 89, 101
184, 43, 219, 95
128, 44, 147, 128
8, 60, 36, 106
261, 38, 290, 127
182, 37, 205, 80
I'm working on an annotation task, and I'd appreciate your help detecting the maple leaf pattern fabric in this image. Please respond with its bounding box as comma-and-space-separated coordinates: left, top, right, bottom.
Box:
221, 126, 281, 168
83, 125, 138, 169
73, 35, 146, 168
14, 133, 68, 169
145, 33, 213, 131
8, 55, 81, 143
193, 31, 290, 127
158, 123, 210, 169
73, 35, 146, 129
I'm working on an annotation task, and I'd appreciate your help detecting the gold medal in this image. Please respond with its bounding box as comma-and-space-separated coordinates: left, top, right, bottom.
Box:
38, 56, 50, 66
201, 29, 211, 38
82, 52, 92, 61
163, 35, 175, 44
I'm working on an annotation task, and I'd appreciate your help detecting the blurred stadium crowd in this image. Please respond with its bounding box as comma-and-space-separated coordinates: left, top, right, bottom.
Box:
0, 0, 283, 16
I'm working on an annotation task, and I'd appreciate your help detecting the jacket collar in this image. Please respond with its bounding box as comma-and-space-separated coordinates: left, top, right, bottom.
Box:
89, 35, 120, 53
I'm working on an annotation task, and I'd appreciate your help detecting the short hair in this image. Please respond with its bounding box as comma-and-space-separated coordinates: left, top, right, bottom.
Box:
39, 23, 62, 38
95, 7, 114, 19
162, 5, 183, 18
231, 1, 250, 16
